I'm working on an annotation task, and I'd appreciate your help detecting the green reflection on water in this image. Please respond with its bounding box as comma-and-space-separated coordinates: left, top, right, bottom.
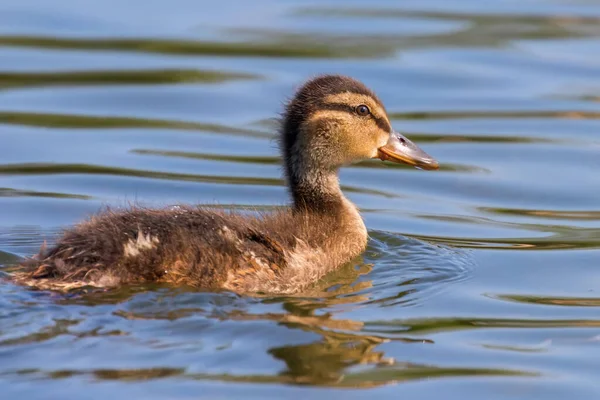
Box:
4, 4, 600, 63
297, 7, 600, 46
0, 163, 282, 186
480, 207, 600, 221
366, 316, 600, 335
391, 110, 600, 120
4, 363, 531, 388
0, 250, 20, 265
411, 209, 600, 250
410, 231, 600, 250
0, 35, 393, 59
0, 187, 91, 200
0, 111, 272, 137
0, 69, 259, 90
494, 294, 600, 307
132, 149, 280, 165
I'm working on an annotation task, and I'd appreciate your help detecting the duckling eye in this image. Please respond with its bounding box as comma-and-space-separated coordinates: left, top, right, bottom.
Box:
355, 105, 370, 116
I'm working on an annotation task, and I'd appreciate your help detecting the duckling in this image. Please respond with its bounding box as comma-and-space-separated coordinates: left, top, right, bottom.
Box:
12, 75, 438, 294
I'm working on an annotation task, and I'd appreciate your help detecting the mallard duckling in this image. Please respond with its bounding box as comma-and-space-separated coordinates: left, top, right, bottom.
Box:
12, 75, 438, 294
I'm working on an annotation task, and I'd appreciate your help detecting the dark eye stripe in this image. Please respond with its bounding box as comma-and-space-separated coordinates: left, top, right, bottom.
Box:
373, 116, 392, 133
319, 102, 356, 114
318, 102, 392, 133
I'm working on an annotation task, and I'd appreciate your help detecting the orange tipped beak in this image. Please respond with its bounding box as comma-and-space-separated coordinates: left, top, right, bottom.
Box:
376, 131, 439, 170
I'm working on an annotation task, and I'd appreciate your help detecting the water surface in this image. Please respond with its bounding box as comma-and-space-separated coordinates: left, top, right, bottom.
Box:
1, 0, 600, 398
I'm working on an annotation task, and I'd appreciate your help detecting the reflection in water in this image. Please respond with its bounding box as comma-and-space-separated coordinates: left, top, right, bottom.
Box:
0, 111, 272, 137
298, 7, 600, 47
414, 213, 600, 250
0, 318, 80, 347
494, 294, 600, 307
1, 3, 597, 66
0, 162, 281, 186
0, 69, 258, 90
0, 35, 393, 59
411, 228, 600, 250
480, 207, 600, 221
0, 187, 91, 200
365, 317, 600, 335
0, 251, 20, 266
132, 149, 281, 166
391, 110, 600, 120
5, 362, 531, 388
262, 324, 528, 388
0, 284, 533, 388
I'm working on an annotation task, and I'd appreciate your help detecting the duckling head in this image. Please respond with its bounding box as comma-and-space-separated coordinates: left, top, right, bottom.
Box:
280, 75, 438, 207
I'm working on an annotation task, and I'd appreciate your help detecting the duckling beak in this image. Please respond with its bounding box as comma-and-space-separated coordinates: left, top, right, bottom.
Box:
376, 131, 439, 170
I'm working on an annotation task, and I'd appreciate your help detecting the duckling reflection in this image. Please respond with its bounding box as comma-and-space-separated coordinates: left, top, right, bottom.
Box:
13, 75, 437, 294
268, 331, 392, 385
217, 282, 437, 386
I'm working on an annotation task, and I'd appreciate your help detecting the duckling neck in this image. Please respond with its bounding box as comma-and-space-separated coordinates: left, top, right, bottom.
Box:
289, 166, 368, 247
289, 167, 348, 213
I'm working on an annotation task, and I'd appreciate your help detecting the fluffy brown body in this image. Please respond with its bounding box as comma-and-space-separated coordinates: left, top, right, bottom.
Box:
11, 75, 437, 294
15, 203, 366, 294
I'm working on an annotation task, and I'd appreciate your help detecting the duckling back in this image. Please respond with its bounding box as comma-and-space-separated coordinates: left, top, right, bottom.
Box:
14, 204, 367, 294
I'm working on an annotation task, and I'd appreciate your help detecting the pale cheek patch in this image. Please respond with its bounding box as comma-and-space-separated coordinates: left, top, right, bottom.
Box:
124, 231, 159, 257
376, 134, 389, 150
370, 147, 380, 158
357, 134, 384, 159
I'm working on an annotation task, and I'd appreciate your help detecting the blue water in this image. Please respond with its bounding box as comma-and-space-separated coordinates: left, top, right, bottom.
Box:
1, 0, 600, 398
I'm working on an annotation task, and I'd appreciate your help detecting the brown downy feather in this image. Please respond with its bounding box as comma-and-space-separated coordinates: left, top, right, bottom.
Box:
11, 203, 366, 294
